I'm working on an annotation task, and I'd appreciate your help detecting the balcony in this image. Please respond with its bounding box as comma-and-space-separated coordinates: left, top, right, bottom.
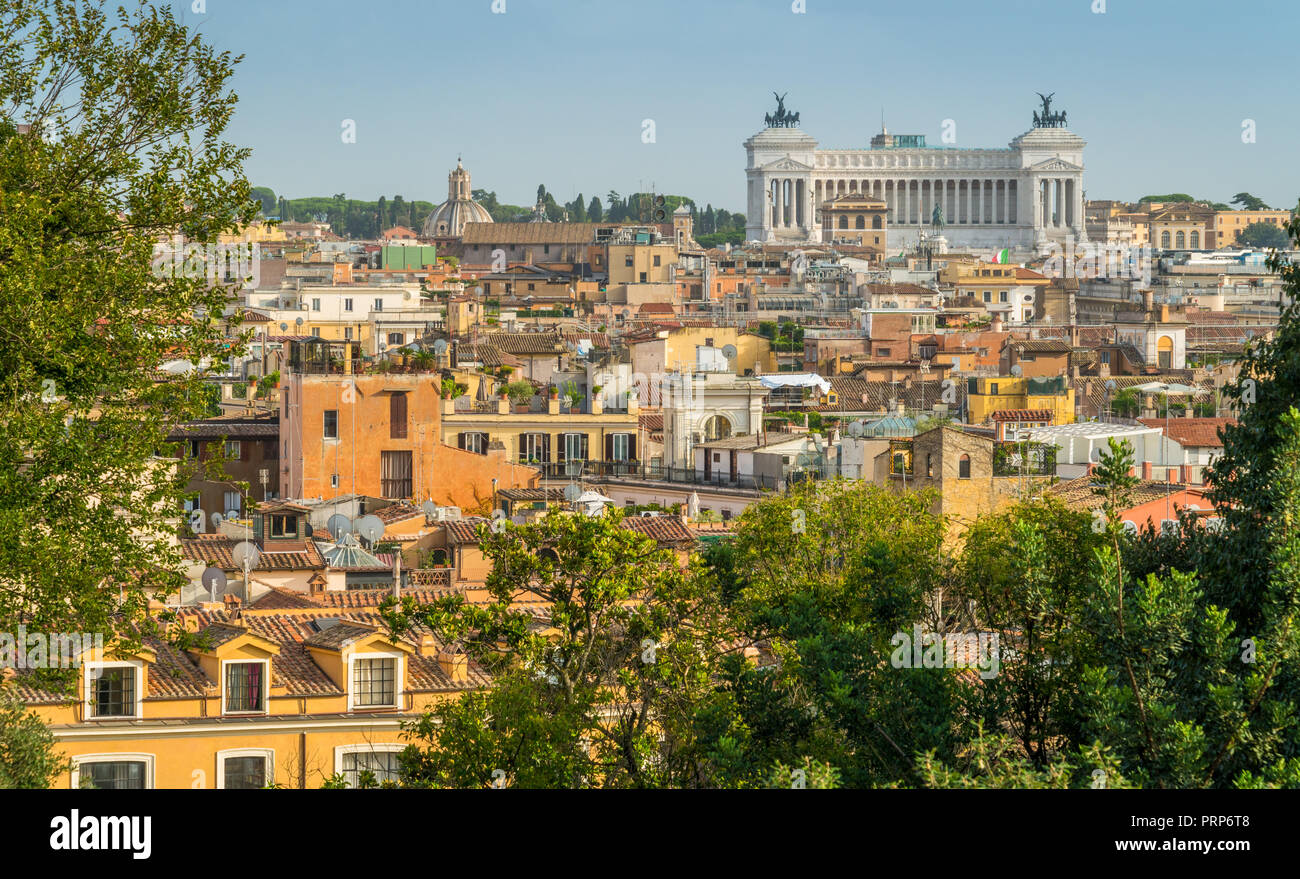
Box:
406, 568, 452, 589
992, 441, 1057, 477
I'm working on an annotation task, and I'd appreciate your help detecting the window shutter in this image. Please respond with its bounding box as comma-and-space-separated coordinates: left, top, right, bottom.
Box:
628, 434, 637, 461
390, 393, 408, 439
557, 434, 566, 463
458, 432, 466, 450
542, 433, 551, 463
580, 433, 589, 461
605, 434, 613, 461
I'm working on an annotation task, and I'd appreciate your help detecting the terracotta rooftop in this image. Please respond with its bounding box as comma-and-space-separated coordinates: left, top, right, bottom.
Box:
1137, 417, 1235, 448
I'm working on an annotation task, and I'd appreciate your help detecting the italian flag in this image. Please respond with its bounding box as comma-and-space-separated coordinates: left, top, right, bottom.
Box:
990, 248, 1009, 264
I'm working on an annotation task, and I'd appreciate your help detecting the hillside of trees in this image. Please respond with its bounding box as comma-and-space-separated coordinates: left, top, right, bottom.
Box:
252, 183, 746, 244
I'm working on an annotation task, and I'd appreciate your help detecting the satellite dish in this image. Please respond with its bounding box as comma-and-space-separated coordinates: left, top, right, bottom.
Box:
210, 511, 224, 529
847, 420, 865, 438
231, 541, 261, 570
201, 567, 227, 598
563, 483, 582, 502
356, 514, 385, 543
280, 322, 289, 331
420, 500, 437, 518
1105, 380, 1117, 391
327, 513, 353, 537
1011, 364, 1023, 377
296, 316, 304, 327
721, 344, 738, 360
433, 339, 449, 355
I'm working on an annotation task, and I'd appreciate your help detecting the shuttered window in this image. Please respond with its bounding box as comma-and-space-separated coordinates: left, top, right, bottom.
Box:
381, 450, 413, 498
390, 392, 408, 439
520, 433, 549, 463
557, 433, 588, 462
605, 433, 636, 462
458, 432, 489, 455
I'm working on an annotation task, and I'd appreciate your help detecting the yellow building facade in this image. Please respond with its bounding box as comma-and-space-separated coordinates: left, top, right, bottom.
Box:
965, 375, 1075, 426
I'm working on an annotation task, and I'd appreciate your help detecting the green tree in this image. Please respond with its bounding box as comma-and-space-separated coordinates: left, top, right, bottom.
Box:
587, 195, 603, 222
957, 498, 1105, 768
0, 684, 65, 788
0, 1, 256, 647
384, 511, 738, 788
1237, 221, 1289, 249
1231, 191, 1270, 211
250, 186, 276, 216
689, 480, 961, 788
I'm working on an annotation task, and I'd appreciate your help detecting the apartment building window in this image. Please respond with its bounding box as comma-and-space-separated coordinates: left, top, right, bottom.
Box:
223, 490, 243, 518
653, 255, 661, 266
390, 392, 408, 439
520, 432, 549, 463
310, 326, 320, 336
218, 751, 272, 789
344, 327, 353, 340
224, 440, 242, 459
959, 454, 971, 479
324, 409, 338, 439
344, 298, 353, 312
381, 450, 413, 498
639, 272, 647, 283
999, 291, 1008, 303
86, 663, 140, 719
352, 657, 397, 707
983, 291, 991, 303
187, 440, 200, 459
224, 661, 266, 713
312, 297, 321, 311
337, 746, 403, 788
75, 757, 150, 789
606, 433, 635, 462
990, 383, 999, 395
558, 432, 588, 463
387, 332, 404, 346
625, 255, 634, 268
458, 432, 489, 455
374, 298, 383, 312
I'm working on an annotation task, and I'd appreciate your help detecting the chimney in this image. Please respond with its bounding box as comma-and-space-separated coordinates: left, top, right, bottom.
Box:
437, 649, 468, 682
1142, 461, 1153, 480
418, 634, 439, 657
991, 314, 1004, 333
1142, 289, 1154, 315
1180, 465, 1191, 484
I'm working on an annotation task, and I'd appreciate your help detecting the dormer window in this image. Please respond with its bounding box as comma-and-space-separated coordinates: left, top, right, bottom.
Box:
85, 662, 142, 719
352, 656, 398, 708
269, 513, 296, 538
223, 660, 268, 713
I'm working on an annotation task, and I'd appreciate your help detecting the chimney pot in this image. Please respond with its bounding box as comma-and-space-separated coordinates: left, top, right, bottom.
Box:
1142, 461, 1153, 480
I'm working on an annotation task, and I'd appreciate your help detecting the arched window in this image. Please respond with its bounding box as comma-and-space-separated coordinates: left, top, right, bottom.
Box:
429, 548, 448, 566
872, 215, 882, 229
537, 547, 560, 563
1160, 231, 1171, 248
838, 216, 848, 229
1175, 231, 1185, 249
702, 415, 732, 442
855, 216, 865, 229
1190, 230, 1200, 249
959, 454, 971, 479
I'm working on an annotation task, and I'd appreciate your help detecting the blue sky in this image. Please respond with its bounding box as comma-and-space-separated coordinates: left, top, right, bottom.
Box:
187, 0, 1299, 212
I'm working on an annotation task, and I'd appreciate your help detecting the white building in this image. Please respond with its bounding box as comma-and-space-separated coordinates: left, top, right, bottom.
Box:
744, 96, 1087, 251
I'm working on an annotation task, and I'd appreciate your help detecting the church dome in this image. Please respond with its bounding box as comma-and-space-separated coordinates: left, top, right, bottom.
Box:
422, 158, 493, 237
